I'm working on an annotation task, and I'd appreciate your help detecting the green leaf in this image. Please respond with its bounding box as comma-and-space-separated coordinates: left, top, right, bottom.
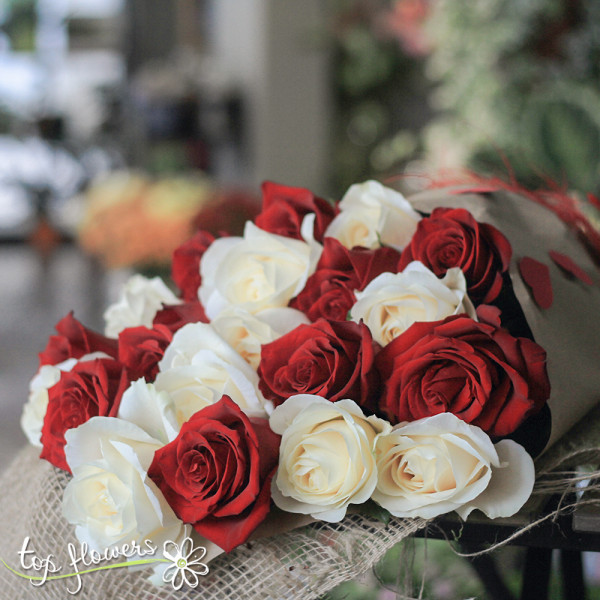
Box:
360, 500, 392, 525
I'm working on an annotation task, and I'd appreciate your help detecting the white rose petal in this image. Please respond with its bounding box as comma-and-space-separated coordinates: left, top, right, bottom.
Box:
372, 413, 534, 520
351, 261, 476, 345
199, 222, 321, 319
20, 352, 110, 447
156, 322, 270, 421
270, 395, 391, 522
117, 379, 180, 444
63, 417, 185, 553
153, 366, 221, 426
324, 180, 421, 250
456, 438, 535, 520
21, 364, 66, 447
104, 274, 180, 338
211, 306, 310, 369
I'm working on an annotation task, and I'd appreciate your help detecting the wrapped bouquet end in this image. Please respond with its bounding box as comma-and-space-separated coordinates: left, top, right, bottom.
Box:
407, 183, 600, 449
2, 175, 600, 599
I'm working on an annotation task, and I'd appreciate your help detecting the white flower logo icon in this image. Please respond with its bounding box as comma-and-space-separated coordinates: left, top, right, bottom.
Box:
162, 537, 209, 590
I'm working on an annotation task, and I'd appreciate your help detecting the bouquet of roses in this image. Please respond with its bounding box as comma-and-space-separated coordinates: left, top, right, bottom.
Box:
5, 178, 600, 598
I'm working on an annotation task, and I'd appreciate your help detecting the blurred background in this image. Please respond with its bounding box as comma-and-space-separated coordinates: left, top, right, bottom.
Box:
1, 1, 600, 598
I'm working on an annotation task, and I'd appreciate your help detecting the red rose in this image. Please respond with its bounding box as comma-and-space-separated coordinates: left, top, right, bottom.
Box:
148, 396, 280, 552
152, 301, 208, 334
376, 315, 550, 437
290, 237, 401, 321
399, 207, 512, 303
291, 274, 357, 322
258, 319, 379, 411
118, 324, 173, 381
254, 181, 338, 242
171, 230, 215, 301
38, 312, 118, 366
40, 358, 130, 471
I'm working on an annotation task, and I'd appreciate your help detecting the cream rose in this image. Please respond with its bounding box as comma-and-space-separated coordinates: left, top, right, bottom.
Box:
198, 221, 321, 319
155, 322, 270, 421
270, 395, 391, 522
351, 261, 476, 345
324, 180, 421, 250
372, 412, 534, 519
21, 352, 110, 447
210, 306, 310, 370
117, 379, 179, 444
103, 274, 180, 338
62, 417, 185, 553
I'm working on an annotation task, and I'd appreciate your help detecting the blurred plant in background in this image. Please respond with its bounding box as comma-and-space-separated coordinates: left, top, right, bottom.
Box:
423, 0, 600, 195
322, 538, 600, 599
1, 0, 37, 52
330, 0, 600, 197
322, 539, 516, 600
329, 0, 434, 195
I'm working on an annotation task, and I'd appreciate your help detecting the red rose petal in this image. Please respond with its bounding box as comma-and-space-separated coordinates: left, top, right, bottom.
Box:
518, 257, 553, 309
476, 304, 502, 327
376, 315, 550, 437
548, 250, 594, 285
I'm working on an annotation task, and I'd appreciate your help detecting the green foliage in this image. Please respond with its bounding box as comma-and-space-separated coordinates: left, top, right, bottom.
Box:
423, 0, 600, 194
329, 0, 433, 195
2, 0, 37, 52
322, 538, 600, 599
358, 500, 392, 525
338, 26, 396, 97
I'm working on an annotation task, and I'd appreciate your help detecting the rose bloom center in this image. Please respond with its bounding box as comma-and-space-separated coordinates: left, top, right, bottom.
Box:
290, 427, 349, 495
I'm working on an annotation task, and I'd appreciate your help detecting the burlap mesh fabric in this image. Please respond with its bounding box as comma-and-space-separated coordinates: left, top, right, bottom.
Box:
0, 446, 427, 599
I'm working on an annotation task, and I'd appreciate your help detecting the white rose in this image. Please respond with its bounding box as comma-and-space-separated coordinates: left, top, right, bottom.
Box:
351, 262, 477, 345
117, 379, 179, 444
199, 221, 321, 319
155, 322, 270, 422
62, 416, 185, 553
270, 394, 391, 522
103, 274, 180, 338
372, 412, 534, 520
20, 352, 109, 447
210, 306, 310, 370
324, 180, 421, 250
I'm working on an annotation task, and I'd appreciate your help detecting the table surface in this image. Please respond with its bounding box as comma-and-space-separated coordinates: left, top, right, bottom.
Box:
417, 498, 600, 553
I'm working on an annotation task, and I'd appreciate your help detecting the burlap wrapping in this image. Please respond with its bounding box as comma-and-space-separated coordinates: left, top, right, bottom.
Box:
0, 445, 427, 599
1, 187, 599, 599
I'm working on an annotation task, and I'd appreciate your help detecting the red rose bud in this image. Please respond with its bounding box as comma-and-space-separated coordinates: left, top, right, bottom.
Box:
171, 230, 215, 301
291, 272, 357, 322
38, 312, 118, 366
148, 396, 280, 552
40, 358, 131, 471
376, 315, 550, 438
254, 181, 338, 242
152, 301, 208, 334
118, 324, 173, 381
399, 207, 512, 304
291, 237, 401, 322
258, 319, 380, 411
